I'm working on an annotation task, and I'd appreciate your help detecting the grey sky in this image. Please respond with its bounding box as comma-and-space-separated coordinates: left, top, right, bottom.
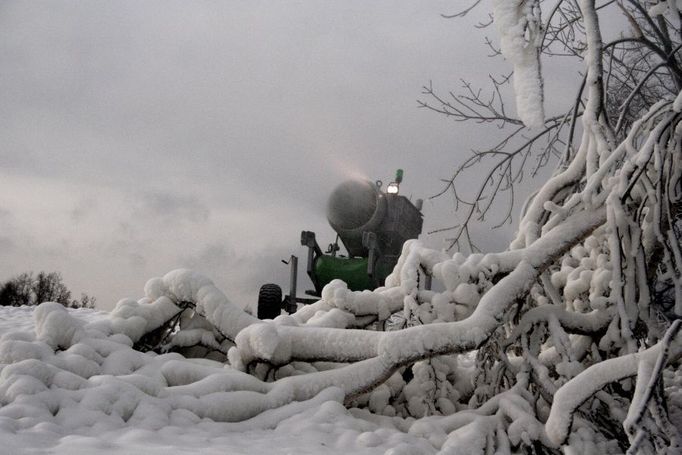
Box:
0, 1, 583, 310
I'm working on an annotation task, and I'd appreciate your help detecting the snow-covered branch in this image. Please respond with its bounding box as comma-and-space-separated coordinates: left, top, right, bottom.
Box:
545, 320, 682, 445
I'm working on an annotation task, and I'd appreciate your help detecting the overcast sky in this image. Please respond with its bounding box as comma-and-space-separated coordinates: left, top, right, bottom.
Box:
0, 1, 584, 311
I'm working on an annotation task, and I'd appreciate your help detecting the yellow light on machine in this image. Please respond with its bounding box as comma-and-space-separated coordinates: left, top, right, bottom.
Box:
386, 169, 403, 195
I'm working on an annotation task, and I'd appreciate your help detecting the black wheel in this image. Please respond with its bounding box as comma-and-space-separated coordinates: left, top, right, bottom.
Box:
257, 283, 282, 319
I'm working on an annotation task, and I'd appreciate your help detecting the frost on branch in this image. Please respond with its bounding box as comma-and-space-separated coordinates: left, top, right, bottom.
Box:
493, 0, 545, 129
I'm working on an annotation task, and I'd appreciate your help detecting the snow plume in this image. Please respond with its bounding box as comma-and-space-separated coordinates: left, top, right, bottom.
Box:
493, 0, 545, 129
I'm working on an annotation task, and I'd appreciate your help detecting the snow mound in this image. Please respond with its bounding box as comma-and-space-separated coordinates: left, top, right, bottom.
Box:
0, 276, 436, 454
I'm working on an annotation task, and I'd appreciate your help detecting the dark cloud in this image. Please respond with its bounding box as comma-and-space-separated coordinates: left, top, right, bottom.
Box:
180, 243, 236, 271
178, 242, 295, 309
0, 208, 21, 254
0, 236, 15, 252
132, 192, 210, 224
128, 253, 146, 269
70, 197, 97, 222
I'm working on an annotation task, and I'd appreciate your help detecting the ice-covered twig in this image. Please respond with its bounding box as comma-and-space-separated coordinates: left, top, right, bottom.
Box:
623, 319, 682, 451
502, 305, 612, 349
545, 323, 682, 445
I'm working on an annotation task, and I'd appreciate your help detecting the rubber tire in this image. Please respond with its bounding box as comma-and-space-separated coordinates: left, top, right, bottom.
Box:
257, 283, 282, 319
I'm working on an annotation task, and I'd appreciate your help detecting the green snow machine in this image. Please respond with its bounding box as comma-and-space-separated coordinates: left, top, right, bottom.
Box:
257, 169, 424, 319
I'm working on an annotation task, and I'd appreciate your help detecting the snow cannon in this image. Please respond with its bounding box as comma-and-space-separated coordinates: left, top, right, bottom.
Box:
257, 170, 424, 319
326, 176, 422, 259
326, 178, 387, 257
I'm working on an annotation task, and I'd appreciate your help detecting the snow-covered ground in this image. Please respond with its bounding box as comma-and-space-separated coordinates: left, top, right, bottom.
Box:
0, 305, 434, 455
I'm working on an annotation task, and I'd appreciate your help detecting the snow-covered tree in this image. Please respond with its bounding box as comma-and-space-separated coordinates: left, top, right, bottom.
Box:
1, 2, 681, 454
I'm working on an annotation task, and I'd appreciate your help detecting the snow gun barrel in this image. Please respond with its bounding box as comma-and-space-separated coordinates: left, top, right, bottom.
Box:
326, 172, 423, 259
326, 179, 386, 257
